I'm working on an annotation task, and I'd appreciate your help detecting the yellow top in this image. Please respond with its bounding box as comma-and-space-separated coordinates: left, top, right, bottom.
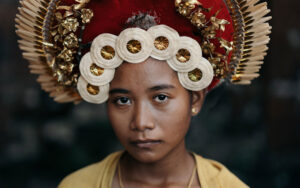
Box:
58, 151, 249, 188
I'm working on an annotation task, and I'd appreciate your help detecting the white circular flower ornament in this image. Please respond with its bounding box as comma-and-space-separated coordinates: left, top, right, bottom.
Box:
77, 76, 110, 104
79, 52, 115, 86
116, 28, 153, 63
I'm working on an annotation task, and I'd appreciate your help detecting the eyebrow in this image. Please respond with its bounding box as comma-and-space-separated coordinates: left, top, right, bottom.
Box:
109, 88, 130, 95
147, 84, 175, 92
109, 84, 175, 95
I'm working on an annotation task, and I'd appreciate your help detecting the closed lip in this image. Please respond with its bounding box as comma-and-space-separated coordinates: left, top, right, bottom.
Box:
130, 139, 162, 148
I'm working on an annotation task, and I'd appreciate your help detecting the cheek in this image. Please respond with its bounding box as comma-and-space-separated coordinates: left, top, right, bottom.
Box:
156, 95, 191, 140
107, 105, 130, 141
109, 118, 129, 146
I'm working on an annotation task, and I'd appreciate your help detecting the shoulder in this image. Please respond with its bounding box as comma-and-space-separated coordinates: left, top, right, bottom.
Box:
194, 154, 249, 188
57, 151, 123, 188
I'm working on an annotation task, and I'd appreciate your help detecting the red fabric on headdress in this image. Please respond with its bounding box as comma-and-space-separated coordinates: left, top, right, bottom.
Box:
62, 0, 234, 90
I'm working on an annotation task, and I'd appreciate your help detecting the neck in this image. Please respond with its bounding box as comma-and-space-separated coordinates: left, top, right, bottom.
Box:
120, 140, 195, 185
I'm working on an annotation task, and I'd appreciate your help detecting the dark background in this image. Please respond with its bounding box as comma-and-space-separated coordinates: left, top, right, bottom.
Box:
0, 0, 299, 187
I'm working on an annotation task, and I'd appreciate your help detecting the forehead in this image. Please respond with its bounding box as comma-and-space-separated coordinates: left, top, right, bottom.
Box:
110, 58, 180, 90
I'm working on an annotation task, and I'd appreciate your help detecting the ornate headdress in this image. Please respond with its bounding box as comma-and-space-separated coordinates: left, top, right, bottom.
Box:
15, 0, 271, 104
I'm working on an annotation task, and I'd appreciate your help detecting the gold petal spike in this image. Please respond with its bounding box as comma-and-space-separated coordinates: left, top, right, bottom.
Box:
16, 14, 38, 28
233, 80, 252, 85
245, 0, 260, 7
50, 89, 66, 98
225, 0, 271, 84
28, 0, 42, 9
20, 46, 44, 54
18, 40, 42, 49
248, 7, 270, 18
29, 64, 47, 70
236, 66, 261, 73
54, 92, 71, 102
30, 69, 48, 74
21, 7, 44, 19
37, 75, 54, 82
238, 61, 263, 66
16, 23, 35, 33
246, 2, 267, 13
247, 16, 271, 26
41, 82, 56, 87
23, 0, 45, 16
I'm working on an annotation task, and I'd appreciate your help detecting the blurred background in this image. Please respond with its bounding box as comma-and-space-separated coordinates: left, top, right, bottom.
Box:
0, 0, 299, 187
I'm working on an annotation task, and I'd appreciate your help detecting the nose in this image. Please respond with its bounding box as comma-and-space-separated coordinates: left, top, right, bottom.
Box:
130, 101, 155, 131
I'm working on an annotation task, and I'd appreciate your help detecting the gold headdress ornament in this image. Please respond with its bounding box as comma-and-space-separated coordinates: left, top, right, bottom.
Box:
174, 0, 271, 84
15, 0, 92, 103
15, 0, 271, 104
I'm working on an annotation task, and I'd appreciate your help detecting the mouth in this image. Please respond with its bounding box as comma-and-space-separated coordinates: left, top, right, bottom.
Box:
130, 139, 162, 149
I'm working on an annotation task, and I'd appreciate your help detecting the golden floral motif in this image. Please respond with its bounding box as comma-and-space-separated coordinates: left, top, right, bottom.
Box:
51, 29, 58, 37
64, 10, 74, 18
101, 46, 115, 60
81, 8, 94, 24
57, 48, 74, 62
87, 84, 99, 95
190, 9, 206, 28
61, 17, 79, 33
90, 64, 104, 76
72, 74, 79, 83
176, 49, 191, 63
201, 41, 215, 55
175, 0, 233, 79
219, 38, 233, 55
175, 0, 202, 16
57, 24, 65, 35
47, 58, 55, 68
63, 33, 79, 48
154, 36, 169, 50
201, 26, 217, 39
49, 0, 93, 88
58, 62, 75, 73
127, 40, 142, 54
55, 12, 63, 22
208, 56, 228, 79
188, 68, 202, 82
54, 69, 64, 83
210, 13, 229, 32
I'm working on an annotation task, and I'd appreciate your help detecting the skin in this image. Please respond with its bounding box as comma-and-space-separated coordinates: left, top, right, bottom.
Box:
107, 57, 205, 188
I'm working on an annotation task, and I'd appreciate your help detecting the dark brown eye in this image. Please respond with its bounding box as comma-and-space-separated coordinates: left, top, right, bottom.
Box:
154, 94, 168, 103
115, 97, 131, 105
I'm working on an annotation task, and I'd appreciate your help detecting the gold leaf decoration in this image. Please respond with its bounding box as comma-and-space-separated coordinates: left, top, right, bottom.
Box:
190, 9, 206, 28
81, 8, 94, 24
63, 33, 79, 48
16, 0, 93, 103
61, 17, 79, 33
175, 0, 233, 79
175, 0, 202, 16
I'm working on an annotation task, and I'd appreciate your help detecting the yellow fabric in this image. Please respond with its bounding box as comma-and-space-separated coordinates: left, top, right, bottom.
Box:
58, 151, 249, 188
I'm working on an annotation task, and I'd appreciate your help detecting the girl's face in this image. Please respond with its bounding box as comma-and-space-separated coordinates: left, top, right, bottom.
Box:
107, 58, 201, 163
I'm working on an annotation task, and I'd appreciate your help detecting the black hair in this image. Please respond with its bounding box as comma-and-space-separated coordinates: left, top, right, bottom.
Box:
125, 12, 158, 30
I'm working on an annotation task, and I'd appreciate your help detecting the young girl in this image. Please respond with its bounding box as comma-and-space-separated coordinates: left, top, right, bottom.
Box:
15, 0, 271, 187
58, 57, 249, 188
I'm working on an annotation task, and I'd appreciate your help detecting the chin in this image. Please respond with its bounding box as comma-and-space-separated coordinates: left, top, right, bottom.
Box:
126, 148, 165, 164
